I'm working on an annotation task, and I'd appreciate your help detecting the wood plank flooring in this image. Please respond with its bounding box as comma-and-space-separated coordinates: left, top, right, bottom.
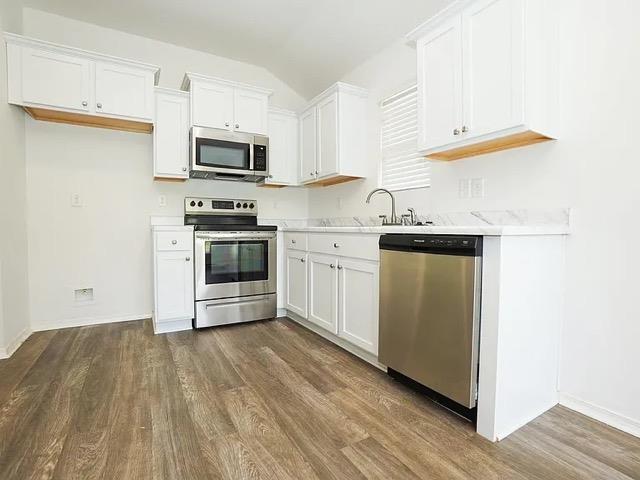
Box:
0, 318, 638, 479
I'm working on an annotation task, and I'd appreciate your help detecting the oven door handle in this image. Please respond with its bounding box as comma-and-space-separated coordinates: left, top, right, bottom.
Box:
195, 232, 276, 241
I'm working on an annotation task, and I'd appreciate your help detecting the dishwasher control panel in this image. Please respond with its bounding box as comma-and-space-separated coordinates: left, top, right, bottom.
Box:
379, 234, 482, 256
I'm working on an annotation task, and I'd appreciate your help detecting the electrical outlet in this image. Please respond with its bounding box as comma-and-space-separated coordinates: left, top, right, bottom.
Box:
458, 179, 471, 199
71, 193, 82, 207
471, 178, 485, 198
74, 288, 94, 304
158, 195, 167, 207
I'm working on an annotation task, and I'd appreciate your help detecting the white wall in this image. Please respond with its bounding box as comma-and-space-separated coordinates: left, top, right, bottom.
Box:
21, 9, 309, 331
308, 0, 640, 432
0, 0, 29, 357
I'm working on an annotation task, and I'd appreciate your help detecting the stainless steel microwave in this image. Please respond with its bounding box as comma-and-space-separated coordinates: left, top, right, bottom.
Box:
190, 126, 269, 182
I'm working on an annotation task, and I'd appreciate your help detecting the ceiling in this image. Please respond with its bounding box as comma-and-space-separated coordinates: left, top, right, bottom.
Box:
22, 0, 451, 98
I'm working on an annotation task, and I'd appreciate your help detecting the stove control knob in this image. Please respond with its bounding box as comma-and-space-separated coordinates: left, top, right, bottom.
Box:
249, 203, 255, 209
197, 201, 203, 207
243, 203, 248, 209
236, 202, 241, 208
190, 201, 196, 207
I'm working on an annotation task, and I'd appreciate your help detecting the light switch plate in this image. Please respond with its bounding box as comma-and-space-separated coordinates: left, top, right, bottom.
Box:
471, 178, 485, 198
158, 195, 167, 207
458, 179, 471, 199
71, 193, 82, 207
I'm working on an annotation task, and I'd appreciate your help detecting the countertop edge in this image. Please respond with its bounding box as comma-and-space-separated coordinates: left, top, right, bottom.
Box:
278, 226, 570, 236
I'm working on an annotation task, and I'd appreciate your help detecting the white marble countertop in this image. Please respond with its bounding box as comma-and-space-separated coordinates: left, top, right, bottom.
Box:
279, 225, 570, 236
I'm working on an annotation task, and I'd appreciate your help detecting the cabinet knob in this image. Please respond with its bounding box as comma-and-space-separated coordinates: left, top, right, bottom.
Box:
337, 265, 343, 270
96, 103, 103, 109
300, 258, 305, 263
462, 126, 469, 133
82, 101, 88, 107
171, 240, 177, 245
333, 243, 340, 248
315, 170, 318, 175
235, 123, 240, 129
185, 257, 191, 262
330, 264, 335, 269
182, 167, 187, 172
453, 128, 460, 136
268, 175, 273, 179
291, 239, 296, 244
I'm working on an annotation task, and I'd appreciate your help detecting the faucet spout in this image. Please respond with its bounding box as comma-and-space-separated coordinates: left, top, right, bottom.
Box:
365, 188, 399, 225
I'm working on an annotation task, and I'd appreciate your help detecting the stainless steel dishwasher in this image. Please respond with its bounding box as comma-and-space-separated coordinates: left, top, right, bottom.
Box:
379, 234, 482, 420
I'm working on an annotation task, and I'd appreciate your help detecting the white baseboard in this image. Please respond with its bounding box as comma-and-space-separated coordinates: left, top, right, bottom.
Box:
153, 318, 192, 334
0, 326, 32, 359
31, 313, 151, 332
559, 392, 640, 439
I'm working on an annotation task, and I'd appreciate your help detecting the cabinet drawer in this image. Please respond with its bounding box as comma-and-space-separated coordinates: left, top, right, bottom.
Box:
156, 232, 193, 251
285, 232, 308, 251
308, 233, 379, 261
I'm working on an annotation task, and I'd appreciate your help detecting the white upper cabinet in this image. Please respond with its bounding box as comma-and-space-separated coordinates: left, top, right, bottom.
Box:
417, 16, 463, 151
297, 82, 368, 186
263, 107, 298, 186
153, 88, 190, 180
408, 0, 558, 160
20, 47, 91, 113
95, 61, 155, 120
182, 73, 272, 135
234, 88, 269, 135
190, 80, 234, 130
5, 34, 160, 130
299, 105, 317, 183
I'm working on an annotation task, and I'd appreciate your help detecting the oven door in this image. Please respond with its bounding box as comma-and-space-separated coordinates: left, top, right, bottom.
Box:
195, 231, 276, 301
191, 127, 254, 176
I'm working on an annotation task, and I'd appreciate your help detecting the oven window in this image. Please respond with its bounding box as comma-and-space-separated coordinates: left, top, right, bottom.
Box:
205, 240, 268, 284
196, 138, 250, 170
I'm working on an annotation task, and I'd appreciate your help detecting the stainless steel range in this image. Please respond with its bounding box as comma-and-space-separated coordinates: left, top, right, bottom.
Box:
185, 197, 277, 328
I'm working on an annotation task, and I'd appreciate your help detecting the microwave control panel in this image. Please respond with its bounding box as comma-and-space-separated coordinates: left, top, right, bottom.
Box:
253, 144, 267, 172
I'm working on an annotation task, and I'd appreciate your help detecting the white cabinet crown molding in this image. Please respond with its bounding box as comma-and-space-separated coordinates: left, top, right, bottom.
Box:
268, 106, 297, 117
4, 32, 161, 83
302, 81, 368, 114
405, 0, 475, 42
155, 86, 189, 98
181, 71, 273, 96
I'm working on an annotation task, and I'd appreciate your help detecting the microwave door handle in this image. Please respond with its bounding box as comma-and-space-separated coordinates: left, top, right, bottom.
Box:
249, 142, 255, 171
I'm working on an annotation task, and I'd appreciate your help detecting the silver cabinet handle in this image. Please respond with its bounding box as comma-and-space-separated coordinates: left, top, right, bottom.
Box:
96, 103, 103, 109
462, 126, 469, 133
300, 258, 306, 263
185, 257, 191, 262
182, 166, 187, 172
268, 175, 273, 179
291, 239, 296, 244
82, 101, 88, 107
171, 240, 177, 245
333, 243, 340, 248
310, 172, 315, 176
453, 128, 460, 135
337, 265, 343, 270
315, 170, 318, 175
330, 264, 335, 269
235, 123, 240, 129
225, 122, 230, 127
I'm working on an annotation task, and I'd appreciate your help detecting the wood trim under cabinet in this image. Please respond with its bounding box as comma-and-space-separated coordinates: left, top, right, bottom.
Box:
307, 175, 363, 188
24, 107, 154, 134
427, 130, 553, 161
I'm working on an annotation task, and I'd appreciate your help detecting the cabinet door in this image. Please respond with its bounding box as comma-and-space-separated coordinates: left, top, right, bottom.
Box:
417, 16, 463, 151
191, 81, 234, 130
154, 91, 190, 179
234, 88, 268, 135
338, 259, 379, 354
155, 251, 194, 322
316, 93, 339, 178
308, 254, 338, 334
267, 111, 297, 185
299, 106, 317, 183
21, 48, 91, 112
462, 0, 524, 138
286, 251, 308, 318
95, 61, 154, 120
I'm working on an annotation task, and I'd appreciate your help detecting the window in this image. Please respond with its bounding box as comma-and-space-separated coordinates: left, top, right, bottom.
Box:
379, 85, 430, 191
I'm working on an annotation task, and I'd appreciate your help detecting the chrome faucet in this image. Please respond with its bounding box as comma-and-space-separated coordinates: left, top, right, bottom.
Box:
366, 188, 401, 225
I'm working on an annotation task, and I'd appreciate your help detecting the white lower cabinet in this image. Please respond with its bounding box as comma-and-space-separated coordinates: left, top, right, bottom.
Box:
338, 258, 379, 355
285, 234, 379, 356
308, 254, 338, 334
153, 228, 194, 334
285, 250, 308, 318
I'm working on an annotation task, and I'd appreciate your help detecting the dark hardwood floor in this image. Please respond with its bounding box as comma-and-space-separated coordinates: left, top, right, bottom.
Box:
0, 318, 638, 479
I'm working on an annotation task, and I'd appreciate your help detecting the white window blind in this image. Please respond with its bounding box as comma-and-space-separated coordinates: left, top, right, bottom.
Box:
380, 85, 430, 191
